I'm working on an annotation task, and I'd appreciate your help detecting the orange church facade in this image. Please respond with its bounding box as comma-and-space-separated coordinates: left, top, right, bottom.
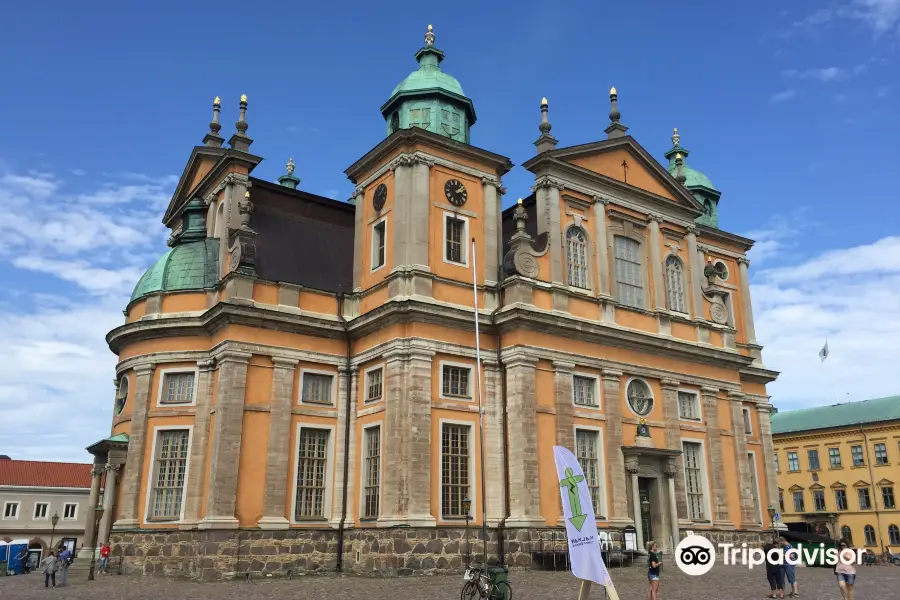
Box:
83, 27, 778, 578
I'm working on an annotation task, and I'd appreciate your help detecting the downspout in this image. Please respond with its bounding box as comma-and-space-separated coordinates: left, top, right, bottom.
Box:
860, 425, 884, 549
492, 276, 511, 566
336, 292, 352, 572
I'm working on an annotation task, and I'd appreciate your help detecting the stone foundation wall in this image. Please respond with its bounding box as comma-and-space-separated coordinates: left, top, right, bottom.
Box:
110, 526, 768, 581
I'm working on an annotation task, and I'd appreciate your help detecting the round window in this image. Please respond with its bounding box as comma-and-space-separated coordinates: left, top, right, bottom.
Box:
115, 376, 129, 415
714, 261, 729, 281
627, 379, 653, 416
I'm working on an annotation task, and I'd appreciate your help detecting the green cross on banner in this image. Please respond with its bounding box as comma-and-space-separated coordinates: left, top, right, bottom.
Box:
559, 467, 587, 531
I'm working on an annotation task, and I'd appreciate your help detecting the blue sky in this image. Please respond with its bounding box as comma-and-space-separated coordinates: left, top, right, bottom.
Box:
2, 0, 899, 459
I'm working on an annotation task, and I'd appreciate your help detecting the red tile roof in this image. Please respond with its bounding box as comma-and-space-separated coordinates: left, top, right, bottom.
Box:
0, 459, 94, 488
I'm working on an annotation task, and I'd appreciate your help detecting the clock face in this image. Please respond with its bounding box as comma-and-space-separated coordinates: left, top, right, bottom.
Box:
373, 183, 387, 211
444, 179, 467, 206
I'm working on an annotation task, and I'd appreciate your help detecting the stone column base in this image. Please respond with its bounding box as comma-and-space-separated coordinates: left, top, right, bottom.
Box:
257, 517, 291, 530
112, 518, 139, 530
503, 516, 546, 529
377, 514, 436, 528
713, 520, 736, 530
198, 516, 240, 530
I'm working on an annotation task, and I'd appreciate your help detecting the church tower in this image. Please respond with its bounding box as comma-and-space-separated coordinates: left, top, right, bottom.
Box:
665, 128, 722, 228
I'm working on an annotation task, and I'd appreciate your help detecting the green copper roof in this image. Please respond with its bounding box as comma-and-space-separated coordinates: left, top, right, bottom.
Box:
130, 238, 219, 303
667, 161, 716, 191
771, 395, 900, 435
106, 433, 129, 443
391, 62, 464, 97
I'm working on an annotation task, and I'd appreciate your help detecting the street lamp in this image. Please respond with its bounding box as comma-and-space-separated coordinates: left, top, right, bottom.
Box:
49, 512, 60, 550
462, 498, 472, 567
767, 505, 777, 542
87, 506, 105, 581
827, 513, 839, 541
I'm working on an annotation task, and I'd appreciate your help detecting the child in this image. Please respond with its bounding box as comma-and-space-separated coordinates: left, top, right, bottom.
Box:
647, 540, 662, 600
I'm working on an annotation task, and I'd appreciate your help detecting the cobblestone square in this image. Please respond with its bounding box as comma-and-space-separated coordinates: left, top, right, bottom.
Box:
3, 564, 899, 599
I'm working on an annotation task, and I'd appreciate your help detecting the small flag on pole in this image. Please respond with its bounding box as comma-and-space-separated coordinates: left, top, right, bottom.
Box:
819, 339, 829, 362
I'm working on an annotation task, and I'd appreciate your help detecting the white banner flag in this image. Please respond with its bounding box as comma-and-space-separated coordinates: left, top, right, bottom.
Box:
819, 339, 829, 362
554, 445, 619, 599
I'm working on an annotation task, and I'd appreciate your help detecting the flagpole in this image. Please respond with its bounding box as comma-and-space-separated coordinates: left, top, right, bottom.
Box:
471, 237, 488, 567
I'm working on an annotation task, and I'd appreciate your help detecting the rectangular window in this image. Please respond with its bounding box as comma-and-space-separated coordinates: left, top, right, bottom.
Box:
808, 449, 821, 470
614, 236, 644, 308
573, 376, 598, 407
441, 423, 470, 518
161, 372, 195, 404
774, 452, 780, 473
829, 447, 842, 468
3, 501, 19, 519
851, 445, 865, 466
787, 451, 800, 472
151, 429, 190, 519
575, 429, 601, 511
366, 368, 383, 403
678, 391, 700, 420
372, 221, 386, 270
442, 365, 471, 399
778, 489, 784, 513
858, 487, 872, 510
793, 491, 805, 512
835, 489, 848, 510
874, 443, 888, 465
63, 503, 77, 520
445, 215, 465, 264
301, 372, 333, 405
295, 428, 330, 519
742, 408, 753, 435
882, 486, 896, 509
813, 490, 826, 511
363, 427, 381, 519
34, 502, 49, 519
682, 441, 707, 520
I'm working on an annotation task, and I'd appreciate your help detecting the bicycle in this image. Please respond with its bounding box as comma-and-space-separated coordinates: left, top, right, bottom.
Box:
460, 565, 512, 600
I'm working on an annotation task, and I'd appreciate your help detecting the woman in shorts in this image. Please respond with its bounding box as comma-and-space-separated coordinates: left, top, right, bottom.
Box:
834, 539, 856, 600
647, 540, 662, 600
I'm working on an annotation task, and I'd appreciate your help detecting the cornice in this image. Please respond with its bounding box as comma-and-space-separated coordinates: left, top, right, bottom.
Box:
774, 421, 900, 444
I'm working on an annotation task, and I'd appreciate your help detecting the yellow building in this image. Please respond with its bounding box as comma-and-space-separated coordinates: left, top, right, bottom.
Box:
80, 25, 778, 579
772, 395, 900, 550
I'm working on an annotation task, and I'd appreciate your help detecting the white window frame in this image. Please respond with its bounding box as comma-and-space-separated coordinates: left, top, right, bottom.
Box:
565, 225, 591, 291
62, 502, 78, 521
155, 366, 199, 407
2, 501, 20, 520
682, 438, 713, 522
358, 423, 383, 520
442, 211, 469, 268
33, 502, 50, 520
438, 418, 475, 521
664, 254, 687, 313
142, 425, 193, 524
290, 422, 335, 524
624, 377, 654, 418
439, 360, 474, 401
298, 368, 338, 406
571, 372, 601, 409
363, 363, 385, 404
677, 388, 702, 422
370, 216, 387, 273
747, 450, 763, 523
572, 424, 609, 519
742, 407, 753, 435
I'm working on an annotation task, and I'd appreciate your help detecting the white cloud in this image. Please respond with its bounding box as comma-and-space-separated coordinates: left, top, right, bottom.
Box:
782, 66, 846, 81
787, 0, 900, 35
769, 89, 798, 104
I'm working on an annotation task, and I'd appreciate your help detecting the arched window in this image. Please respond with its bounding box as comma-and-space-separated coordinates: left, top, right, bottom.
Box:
864, 525, 877, 546
614, 236, 643, 308
566, 227, 589, 289
115, 376, 129, 415
626, 379, 653, 416
841, 525, 853, 545
665, 255, 686, 313
889, 525, 900, 545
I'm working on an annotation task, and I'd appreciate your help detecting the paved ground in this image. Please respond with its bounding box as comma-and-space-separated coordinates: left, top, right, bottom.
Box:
3, 563, 899, 599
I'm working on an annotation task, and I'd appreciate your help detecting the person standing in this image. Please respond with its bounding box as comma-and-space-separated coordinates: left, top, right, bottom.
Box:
646, 540, 662, 600
763, 538, 785, 599
57, 546, 72, 586
835, 539, 856, 600
779, 537, 799, 597
99, 542, 111, 573
39, 551, 58, 588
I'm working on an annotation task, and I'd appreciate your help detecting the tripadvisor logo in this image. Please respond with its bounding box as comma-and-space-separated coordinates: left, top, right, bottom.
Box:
675, 535, 865, 576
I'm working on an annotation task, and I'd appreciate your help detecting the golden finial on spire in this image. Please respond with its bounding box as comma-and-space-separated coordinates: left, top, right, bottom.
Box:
517, 197, 523, 205
245, 190, 251, 199
425, 23, 435, 46
428, 24, 433, 31
541, 97, 548, 106
214, 96, 221, 106
675, 152, 683, 160
240, 94, 248, 103
672, 127, 680, 147
610, 86, 617, 96
286, 157, 295, 176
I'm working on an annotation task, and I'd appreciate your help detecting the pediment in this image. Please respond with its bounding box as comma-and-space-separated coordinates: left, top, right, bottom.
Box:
830, 481, 847, 489
788, 484, 804, 492
527, 136, 704, 214
809, 483, 825, 490
853, 480, 871, 488
876, 478, 895, 487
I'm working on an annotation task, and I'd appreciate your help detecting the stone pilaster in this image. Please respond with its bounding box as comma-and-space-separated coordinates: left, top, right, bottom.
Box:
729, 391, 758, 527
482, 176, 502, 284
406, 350, 435, 526
181, 359, 215, 528
701, 386, 733, 528
553, 361, 575, 451
534, 177, 564, 284
626, 457, 644, 550
352, 186, 364, 291
757, 403, 781, 512
200, 350, 251, 529
592, 197, 611, 297
408, 158, 431, 270
97, 463, 121, 544
259, 357, 298, 529
78, 464, 104, 557
504, 353, 544, 527
482, 361, 506, 525
391, 162, 413, 270
660, 379, 688, 522
330, 366, 359, 528
686, 226, 704, 319
648, 214, 666, 310
378, 350, 408, 527
737, 257, 757, 344
601, 369, 629, 525
113, 362, 154, 529
664, 458, 681, 547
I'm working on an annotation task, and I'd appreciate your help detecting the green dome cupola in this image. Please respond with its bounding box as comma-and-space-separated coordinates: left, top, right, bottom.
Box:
665, 129, 722, 228
130, 198, 219, 304
381, 25, 476, 144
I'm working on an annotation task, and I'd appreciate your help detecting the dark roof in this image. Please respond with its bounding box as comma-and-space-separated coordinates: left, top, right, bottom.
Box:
772, 395, 900, 435
249, 178, 354, 293
0, 460, 93, 488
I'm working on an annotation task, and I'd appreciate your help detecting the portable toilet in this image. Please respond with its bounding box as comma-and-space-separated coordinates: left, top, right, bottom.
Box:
8, 539, 28, 575
0, 539, 7, 573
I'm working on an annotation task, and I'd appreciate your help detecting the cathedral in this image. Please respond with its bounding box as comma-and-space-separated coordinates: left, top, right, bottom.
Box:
81, 25, 779, 579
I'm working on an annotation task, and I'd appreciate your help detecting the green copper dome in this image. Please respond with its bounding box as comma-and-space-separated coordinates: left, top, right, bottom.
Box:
666, 161, 716, 191
130, 198, 219, 303
391, 66, 465, 97
664, 132, 722, 228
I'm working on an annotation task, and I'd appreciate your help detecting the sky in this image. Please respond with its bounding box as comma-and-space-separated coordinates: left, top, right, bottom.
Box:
1, 0, 899, 460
